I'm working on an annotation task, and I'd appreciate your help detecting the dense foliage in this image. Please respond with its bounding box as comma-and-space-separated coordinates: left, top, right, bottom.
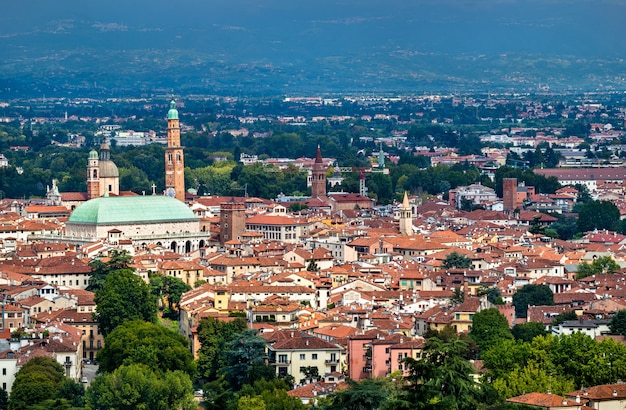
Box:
483, 333, 626, 399
86, 364, 195, 410
8, 357, 85, 410
94, 269, 158, 336
470, 308, 513, 353
511, 284, 554, 319
96, 320, 195, 376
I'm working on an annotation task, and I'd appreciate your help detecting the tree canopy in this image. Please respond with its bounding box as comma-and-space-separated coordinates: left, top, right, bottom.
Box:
196, 316, 248, 383
8, 357, 82, 410
399, 337, 486, 409
87, 249, 132, 292
443, 252, 472, 269
609, 310, 626, 336
86, 364, 195, 410
576, 200, 621, 233
97, 320, 195, 376
576, 256, 621, 280
483, 332, 626, 400
511, 322, 547, 343
94, 269, 158, 336
512, 284, 554, 319
221, 329, 274, 391
470, 308, 513, 353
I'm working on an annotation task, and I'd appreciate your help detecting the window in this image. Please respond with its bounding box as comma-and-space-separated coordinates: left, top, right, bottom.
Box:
312, 354, 318, 360
299, 354, 305, 360
2, 369, 5, 376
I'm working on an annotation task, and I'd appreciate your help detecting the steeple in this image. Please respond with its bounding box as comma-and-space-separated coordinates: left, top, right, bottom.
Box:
315, 144, 323, 164
399, 191, 413, 236
311, 145, 327, 198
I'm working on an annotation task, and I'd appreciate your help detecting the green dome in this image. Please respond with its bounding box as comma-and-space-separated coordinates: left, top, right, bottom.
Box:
68, 196, 197, 225
89, 150, 98, 160
167, 100, 179, 120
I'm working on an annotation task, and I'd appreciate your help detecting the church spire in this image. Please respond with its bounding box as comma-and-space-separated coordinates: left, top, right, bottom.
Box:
311, 145, 327, 198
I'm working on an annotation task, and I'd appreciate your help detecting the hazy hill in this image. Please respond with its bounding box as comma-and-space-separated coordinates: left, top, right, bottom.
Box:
1, 0, 625, 96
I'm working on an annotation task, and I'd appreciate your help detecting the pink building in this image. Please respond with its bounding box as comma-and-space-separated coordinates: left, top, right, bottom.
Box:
370, 333, 406, 378
347, 331, 382, 381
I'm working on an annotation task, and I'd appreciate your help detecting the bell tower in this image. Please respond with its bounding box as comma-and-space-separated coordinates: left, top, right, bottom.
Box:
165, 99, 185, 202
399, 191, 413, 236
87, 149, 100, 199
311, 145, 327, 198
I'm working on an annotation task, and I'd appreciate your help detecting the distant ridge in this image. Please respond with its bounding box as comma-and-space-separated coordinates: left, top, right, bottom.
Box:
1, 0, 625, 96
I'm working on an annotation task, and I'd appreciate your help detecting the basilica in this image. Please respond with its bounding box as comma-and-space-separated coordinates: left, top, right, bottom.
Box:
41, 99, 211, 253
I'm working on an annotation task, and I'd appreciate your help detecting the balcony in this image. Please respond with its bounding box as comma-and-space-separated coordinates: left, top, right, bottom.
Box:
325, 358, 340, 364
269, 358, 291, 365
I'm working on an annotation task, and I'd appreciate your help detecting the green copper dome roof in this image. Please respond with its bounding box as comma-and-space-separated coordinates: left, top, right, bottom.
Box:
68, 196, 197, 225
167, 100, 179, 120
89, 150, 98, 160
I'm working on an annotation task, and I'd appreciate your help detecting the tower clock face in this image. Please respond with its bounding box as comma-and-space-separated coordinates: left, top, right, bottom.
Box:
167, 187, 176, 197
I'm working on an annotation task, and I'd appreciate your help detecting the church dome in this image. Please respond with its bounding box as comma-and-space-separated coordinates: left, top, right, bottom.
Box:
99, 160, 119, 178
68, 196, 197, 225
89, 150, 98, 160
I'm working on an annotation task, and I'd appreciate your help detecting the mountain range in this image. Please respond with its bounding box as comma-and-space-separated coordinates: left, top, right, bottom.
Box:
1, 0, 625, 96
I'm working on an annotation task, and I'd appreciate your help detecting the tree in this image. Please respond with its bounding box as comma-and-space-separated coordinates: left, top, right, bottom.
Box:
196, 317, 248, 383
450, 287, 465, 304
56, 379, 86, 408
512, 284, 554, 319
483, 332, 626, 399
444, 252, 472, 269
94, 269, 158, 336
478, 286, 504, 305
150, 274, 191, 314
97, 320, 195, 376
491, 363, 575, 399
610, 310, 626, 336
236, 379, 306, 410
221, 329, 273, 390
576, 256, 621, 280
550, 311, 578, 327
8, 357, 66, 410
86, 364, 195, 410
237, 396, 266, 410
401, 337, 484, 409
306, 260, 319, 272
87, 249, 132, 292
0, 388, 7, 410
470, 308, 513, 353
299, 366, 320, 384
325, 378, 391, 410
577, 200, 620, 233
549, 215, 579, 240
511, 322, 547, 343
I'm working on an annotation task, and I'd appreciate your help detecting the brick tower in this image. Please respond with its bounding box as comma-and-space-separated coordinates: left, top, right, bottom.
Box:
311, 145, 327, 198
502, 177, 518, 213
165, 99, 185, 202
220, 199, 246, 244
